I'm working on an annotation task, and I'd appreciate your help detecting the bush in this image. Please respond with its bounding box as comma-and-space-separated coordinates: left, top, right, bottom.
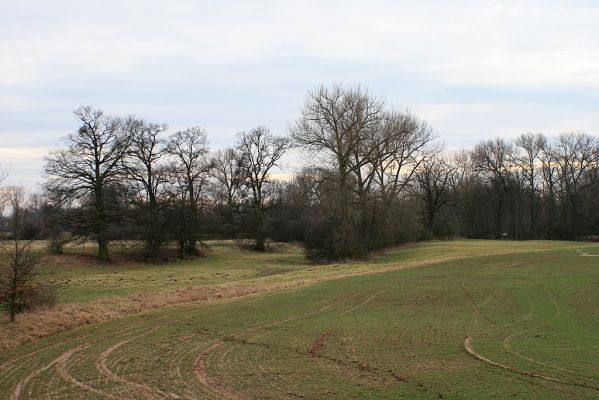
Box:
27, 285, 57, 310
304, 218, 367, 262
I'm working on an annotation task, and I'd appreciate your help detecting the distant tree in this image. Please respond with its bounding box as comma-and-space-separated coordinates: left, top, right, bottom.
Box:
415, 154, 458, 237
513, 132, 545, 237
124, 118, 169, 261
291, 85, 384, 258
471, 138, 515, 239
167, 127, 212, 256
236, 127, 291, 251
209, 147, 245, 239
366, 110, 435, 246
44, 106, 131, 261
547, 132, 598, 239
211, 147, 245, 208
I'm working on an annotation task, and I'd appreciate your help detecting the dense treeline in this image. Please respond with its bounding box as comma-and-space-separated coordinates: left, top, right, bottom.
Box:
2, 84, 599, 263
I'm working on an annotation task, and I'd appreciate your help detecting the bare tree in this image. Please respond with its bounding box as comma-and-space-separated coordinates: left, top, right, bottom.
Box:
415, 154, 458, 237
124, 118, 169, 260
237, 126, 291, 251
370, 111, 435, 202
547, 132, 598, 238
291, 85, 384, 215
167, 127, 212, 256
471, 138, 515, 238
0, 187, 40, 322
44, 106, 130, 261
291, 85, 386, 257
211, 147, 245, 208
514, 132, 546, 237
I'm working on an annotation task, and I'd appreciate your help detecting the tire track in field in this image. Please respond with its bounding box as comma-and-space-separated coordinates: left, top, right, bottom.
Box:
96, 327, 179, 399
308, 285, 408, 386
460, 284, 496, 327
1, 335, 94, 391
465, 287, 599, 391
193, 287, 381, 399
501, 288, 599, 382
333, 285, 394, 317
11, 344, 87, 400
464, 336, 599, 391
54, 344, 121, 400
577, 250, 599, 257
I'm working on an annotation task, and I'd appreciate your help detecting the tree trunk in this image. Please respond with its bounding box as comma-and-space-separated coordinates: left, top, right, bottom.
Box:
9, 285, 17, 322
98, 238, 110, 261
428, 210, 435, 238
255, 236, 265, 252
254, 208, 265, 252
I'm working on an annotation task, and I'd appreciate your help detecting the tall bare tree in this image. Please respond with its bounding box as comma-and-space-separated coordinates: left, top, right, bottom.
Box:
514, 132, 545, 237
44, 106, 130, 261
237, 126, 291, 251
291, 85, 386, 257
291, 85, 384, 215
471, 138, 515, 238
124, 118, 169, 260
211, 147, 245, 208
547, 132, 598, 238
415, 154, 458, 237
167, 127, 212, 256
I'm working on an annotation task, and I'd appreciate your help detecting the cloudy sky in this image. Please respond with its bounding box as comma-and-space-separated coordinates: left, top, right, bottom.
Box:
1, 0, 598, 189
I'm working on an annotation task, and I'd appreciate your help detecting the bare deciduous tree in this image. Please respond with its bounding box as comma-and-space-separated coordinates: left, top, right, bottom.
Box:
514, 132, 546, 236
471, 138, 515, 238
211, 147, 245, 208
415, 154, 458, 237
237, 126, 291, 251
124, 118, 169, 260
0, 187, 41, 322
167, 127, 212, 256
44, 106, 130, 261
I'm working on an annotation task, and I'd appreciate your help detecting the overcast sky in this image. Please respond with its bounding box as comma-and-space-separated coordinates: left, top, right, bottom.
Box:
1, 0, 598, 189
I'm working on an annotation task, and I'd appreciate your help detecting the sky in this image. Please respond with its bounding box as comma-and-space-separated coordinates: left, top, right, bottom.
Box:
1, 0, 599, 189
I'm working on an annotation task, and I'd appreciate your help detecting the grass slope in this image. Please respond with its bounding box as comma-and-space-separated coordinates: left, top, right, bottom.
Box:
1, 240, 599, 399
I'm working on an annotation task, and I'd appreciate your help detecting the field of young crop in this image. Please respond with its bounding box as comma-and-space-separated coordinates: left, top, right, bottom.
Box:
1, 240, 599, 399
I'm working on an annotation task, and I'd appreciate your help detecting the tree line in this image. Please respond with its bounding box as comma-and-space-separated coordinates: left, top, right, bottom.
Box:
2, 84, 599, 265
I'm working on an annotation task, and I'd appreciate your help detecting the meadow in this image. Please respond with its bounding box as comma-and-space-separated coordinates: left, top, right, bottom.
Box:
1, 240, 599, 399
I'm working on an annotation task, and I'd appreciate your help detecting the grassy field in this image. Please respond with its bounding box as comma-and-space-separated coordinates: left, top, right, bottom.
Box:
1, 240, 599, 399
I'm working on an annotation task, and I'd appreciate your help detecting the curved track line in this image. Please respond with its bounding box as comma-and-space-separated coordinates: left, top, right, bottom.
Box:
12, 344, 87, 400
96, 327, 176, 399
193, 288, 377, 399
54, 345, 121, 399
334, 286, 394, 317
194, 340, 244, 400
464, 336, 599, 391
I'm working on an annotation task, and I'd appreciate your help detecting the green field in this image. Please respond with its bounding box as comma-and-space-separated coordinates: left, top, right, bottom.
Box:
1, 240, 599, 399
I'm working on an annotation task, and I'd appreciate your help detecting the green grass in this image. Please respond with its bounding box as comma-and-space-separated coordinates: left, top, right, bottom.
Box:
37, 241, 306, 303
2, 240, 599, 399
